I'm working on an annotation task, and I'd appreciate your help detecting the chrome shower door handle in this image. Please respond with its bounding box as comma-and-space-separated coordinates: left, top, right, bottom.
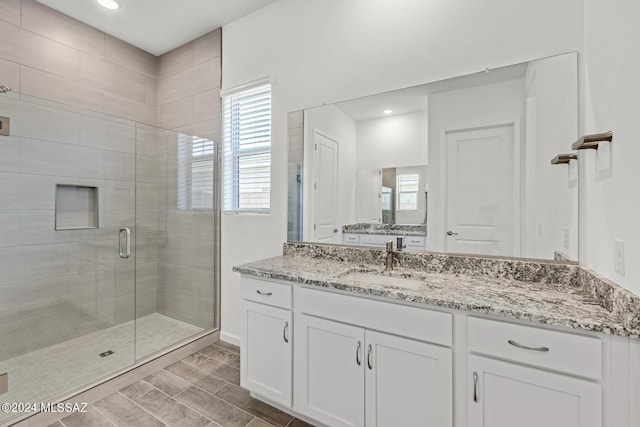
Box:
119, 227, 131, 259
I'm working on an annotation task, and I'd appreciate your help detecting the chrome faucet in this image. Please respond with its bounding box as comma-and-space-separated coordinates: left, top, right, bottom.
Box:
384, 240, 394, 271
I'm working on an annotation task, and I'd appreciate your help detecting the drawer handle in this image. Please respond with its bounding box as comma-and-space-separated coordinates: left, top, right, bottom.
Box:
356, 341, 362, 366
283, 321, 289, 343
508, 339, 550, 352
256, 290, 273, 296
367, 344, 373, 370
473, 372, 478, 402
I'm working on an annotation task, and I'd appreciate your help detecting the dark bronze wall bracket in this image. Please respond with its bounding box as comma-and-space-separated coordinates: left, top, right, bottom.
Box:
551, 153, 578, 165
571, 131, 613, 150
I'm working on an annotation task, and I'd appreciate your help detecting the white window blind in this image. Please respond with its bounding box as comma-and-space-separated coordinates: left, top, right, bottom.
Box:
397, 173, 419, 211
223, 84, 271, 212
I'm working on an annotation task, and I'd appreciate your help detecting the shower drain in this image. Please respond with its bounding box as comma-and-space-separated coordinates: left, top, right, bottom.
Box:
99, 350, 114, 357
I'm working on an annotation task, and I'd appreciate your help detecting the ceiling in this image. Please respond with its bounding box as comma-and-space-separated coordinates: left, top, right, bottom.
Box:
335, 62, 528, 122
36, 0, 278, 56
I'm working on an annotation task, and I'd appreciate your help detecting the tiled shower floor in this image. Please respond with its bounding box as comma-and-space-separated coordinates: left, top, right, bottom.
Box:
0, 313, 204, 423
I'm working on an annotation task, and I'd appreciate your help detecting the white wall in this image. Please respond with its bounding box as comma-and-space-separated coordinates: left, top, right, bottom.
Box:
356, 110, 428, 170
581, 1, 640, 294
427, 79, 525, 253
303, 105, 357, 241
220, 0, 583, 341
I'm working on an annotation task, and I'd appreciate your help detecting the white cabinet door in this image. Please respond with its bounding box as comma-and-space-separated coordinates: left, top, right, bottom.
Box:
241, 301, 292, 407
298, 314, 365, 427
468, 355, 601, 427
365, 330, 453, 427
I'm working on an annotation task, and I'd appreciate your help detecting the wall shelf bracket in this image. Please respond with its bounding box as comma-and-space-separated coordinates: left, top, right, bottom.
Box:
571, 131, 613, 150
550, 153, 578, 165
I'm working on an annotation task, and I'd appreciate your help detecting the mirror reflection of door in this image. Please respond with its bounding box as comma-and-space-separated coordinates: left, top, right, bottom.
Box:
445, 124, 518, 256
312, 131, 339, 242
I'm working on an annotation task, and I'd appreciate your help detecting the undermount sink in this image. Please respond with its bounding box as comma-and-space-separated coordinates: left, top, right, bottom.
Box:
343, 271, 424, 290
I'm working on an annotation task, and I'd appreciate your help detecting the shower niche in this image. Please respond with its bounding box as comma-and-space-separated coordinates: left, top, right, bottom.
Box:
54, 184, 99, 230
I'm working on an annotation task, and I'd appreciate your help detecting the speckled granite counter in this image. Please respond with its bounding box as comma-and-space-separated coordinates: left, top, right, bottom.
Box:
342, 223, 426, 236
233, 243, 640, 338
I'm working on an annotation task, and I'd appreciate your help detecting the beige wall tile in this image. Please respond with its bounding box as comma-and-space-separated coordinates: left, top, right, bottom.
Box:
0, 243, 77, 286
20, 137, 104, 179
81, 53, 147, 103
105, 35, 157, 79
193, 89, 220, 123
0, 211, 18, 248
0, 20, 80, 80
103, 151, 135, 182
194, 29, 221, 65
104, 92, 156, 125
159, 42, 194, 78
0, 0, 20, 26
0, 95, 81, 144
21, 0, 105, 58
160, 97, 192, 129
0, 135, 19, 173
80, 114, 136, 154
0, 58, 20, 93
21, 65, 104, 112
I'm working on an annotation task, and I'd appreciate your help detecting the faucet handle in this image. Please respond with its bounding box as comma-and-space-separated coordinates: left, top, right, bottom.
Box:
386, 240, 394, 251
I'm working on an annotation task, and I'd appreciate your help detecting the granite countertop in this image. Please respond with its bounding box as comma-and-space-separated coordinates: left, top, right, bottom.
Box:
233, 253, 637, 338
342, 223, 426, 236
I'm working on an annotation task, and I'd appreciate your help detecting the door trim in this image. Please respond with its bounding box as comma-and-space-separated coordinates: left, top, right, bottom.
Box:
438, 120, 521, 256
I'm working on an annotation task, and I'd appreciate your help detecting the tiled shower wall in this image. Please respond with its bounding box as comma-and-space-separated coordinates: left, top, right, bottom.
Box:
0, 0, 221, 356
156, 30, 221, 328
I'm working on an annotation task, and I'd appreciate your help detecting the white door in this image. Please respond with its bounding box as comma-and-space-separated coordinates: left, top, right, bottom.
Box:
356, 169, 382, 223
298, 314, 365, 427
445, 125, 516, 256
468, 355, 601, 427
365, 330, 453, 427
240, 301, 292, 407
312, 131, 339, 242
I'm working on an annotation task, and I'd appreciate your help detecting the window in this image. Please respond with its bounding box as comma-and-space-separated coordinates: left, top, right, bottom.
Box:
396, 173, 419, 211
177, 134, 214, 210
223, 83, 271, 212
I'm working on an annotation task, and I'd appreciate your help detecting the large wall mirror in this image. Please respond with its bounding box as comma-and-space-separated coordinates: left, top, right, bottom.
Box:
288, 52, 579, 262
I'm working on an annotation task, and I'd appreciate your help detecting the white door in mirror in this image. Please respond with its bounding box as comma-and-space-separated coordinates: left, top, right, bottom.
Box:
445, 125, 515, 256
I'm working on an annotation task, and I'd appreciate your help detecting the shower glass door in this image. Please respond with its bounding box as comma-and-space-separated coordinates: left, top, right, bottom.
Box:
0, 94, 217, 424
0, 94, 137, 422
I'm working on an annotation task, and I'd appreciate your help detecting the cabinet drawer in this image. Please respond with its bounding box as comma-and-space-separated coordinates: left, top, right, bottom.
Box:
298, 287, 452, 346
404, 236, 425, 248
468, 317, 602, 380
242, 278, 292, 309
342, 234, 360, 245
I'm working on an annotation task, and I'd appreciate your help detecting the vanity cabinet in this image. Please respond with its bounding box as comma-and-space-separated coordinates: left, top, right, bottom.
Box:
297, 314, 452, 427
240, 280, 293, 407
467, 317, 602, 427
468, 355, 601, 427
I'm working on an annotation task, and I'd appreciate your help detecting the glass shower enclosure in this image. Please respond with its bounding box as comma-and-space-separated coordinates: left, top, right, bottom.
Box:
0, 92, 219, 423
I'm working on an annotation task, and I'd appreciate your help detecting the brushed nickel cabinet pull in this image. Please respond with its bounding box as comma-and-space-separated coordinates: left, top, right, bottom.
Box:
283, 321, 289, 343
508, 339, 550, 352
356, 341, 362, 366
473, 372, 478, 402
256, 290, 273, 296
367, 344, 373, 370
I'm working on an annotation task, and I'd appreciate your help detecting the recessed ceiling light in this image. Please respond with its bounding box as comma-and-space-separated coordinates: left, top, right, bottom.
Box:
383, 109, 393, 114
97, 0, 119, 10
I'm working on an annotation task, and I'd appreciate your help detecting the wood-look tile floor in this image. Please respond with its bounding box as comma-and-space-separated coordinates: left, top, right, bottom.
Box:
50, 342, 314, 427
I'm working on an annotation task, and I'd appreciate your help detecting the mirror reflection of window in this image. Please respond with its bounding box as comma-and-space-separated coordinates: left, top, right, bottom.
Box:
381, 187, 392, 211
397, 173, 420, 211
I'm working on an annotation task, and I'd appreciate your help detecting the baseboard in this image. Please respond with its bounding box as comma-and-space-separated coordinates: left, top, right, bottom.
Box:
220, 330, 241, 346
